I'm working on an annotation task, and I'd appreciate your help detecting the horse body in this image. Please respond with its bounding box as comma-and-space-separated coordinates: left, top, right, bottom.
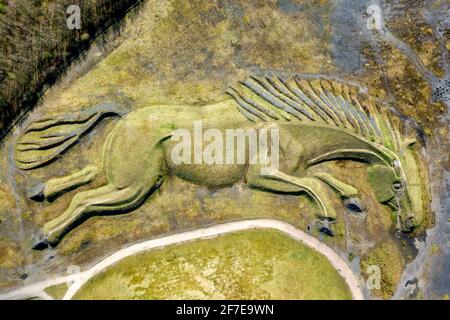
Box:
104, 100, 394, 195
108, 100, 251, 189
14, 76, 427, 249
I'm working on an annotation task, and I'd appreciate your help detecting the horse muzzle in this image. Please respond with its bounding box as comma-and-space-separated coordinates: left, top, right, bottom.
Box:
401, 214, 421, 233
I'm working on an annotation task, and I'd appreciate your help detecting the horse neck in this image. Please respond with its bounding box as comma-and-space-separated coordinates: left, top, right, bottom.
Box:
306, 127, 400, 168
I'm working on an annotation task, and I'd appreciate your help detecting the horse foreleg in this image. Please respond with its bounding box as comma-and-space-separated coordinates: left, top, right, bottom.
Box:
267, 171, 337, 220
28, 165, 99, 202
247, 169, 336, 220
313, 172, 364, 213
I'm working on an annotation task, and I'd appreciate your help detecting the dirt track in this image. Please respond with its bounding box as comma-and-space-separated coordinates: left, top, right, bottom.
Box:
0, 219, 364, 300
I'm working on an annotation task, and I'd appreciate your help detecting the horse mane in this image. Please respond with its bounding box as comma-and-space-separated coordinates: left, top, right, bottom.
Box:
226, 75, 405, 153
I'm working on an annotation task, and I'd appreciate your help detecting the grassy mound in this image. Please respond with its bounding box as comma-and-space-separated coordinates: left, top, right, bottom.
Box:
74, 229, 352, 300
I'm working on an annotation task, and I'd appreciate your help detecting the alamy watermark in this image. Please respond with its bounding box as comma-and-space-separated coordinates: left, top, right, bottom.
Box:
171, 121, 280, 175
366, 4, 384, 30
67, 5, 81, 30
366, 265, 381, 290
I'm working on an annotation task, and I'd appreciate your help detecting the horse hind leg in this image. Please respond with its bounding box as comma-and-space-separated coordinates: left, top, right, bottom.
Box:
34, 143, 166, 249
32, 118, 172, 249
33, 177, 161, 249
28, 165, 99, 202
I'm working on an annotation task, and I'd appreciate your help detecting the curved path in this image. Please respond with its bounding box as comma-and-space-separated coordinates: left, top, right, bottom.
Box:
0, 219, 364, 300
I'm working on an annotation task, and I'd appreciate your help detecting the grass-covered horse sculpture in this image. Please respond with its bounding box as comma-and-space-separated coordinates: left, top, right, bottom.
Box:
14, 76, 428, 249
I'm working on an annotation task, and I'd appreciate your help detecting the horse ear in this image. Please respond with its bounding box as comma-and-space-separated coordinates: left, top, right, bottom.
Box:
403, 138, 417, 149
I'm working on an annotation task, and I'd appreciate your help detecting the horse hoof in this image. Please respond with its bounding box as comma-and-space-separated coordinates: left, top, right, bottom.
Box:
28, 182, 45, 202
319, 226, 334, 237
31, 232, 49, 250
344, 197, 364, 213
317, 218, 334, 237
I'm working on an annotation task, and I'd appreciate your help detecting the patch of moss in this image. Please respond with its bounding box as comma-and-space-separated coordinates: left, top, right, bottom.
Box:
44, 283, 68, 300
0, 183, 16, 211
361, 240, 405, 299
333, 218, 345, 239
0, 238, 24, 269
430, 244, 441, 256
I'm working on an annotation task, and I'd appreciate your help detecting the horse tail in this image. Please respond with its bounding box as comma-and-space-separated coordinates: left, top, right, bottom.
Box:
14, 102, 129, 170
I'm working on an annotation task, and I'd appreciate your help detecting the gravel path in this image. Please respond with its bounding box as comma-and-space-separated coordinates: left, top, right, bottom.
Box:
0, 219, 364, 300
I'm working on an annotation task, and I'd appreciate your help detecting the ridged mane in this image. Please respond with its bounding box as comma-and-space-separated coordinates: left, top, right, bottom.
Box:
226, 75, 405, 153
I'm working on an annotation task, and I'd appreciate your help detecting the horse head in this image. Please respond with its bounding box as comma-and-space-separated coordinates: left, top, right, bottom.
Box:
367, 138, 428, 233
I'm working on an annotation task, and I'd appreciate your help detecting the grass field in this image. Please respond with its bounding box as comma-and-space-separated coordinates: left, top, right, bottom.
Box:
74, 229, 352, 300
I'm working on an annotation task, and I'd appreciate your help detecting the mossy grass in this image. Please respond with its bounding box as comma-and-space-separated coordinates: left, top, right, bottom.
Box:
361, 240, 404, 299
74, 229, 352, 300
44, 283, 69, 300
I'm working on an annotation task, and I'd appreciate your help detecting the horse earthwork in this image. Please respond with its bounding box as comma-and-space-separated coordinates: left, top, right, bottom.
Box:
13, 76, 428, 249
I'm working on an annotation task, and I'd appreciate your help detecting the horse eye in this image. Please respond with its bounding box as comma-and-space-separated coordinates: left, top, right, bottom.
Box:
392, 182, 403, 191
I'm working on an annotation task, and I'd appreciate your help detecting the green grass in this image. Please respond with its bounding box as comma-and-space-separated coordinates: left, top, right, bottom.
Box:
44, 284, 68, 300
73, 229, 352, 300
360, 240, 404, 299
